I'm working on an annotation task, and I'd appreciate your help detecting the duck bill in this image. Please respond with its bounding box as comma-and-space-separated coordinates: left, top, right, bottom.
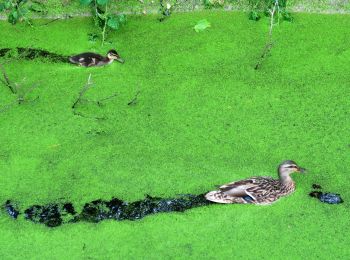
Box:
298, 167, 307, 173
116, 58, 125, 64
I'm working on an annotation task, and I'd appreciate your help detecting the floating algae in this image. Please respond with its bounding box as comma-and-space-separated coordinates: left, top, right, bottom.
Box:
6, 194, 211, 227
0, 47, 69, 63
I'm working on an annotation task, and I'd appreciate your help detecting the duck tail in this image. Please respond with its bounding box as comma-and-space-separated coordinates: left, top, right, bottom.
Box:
205, 191, 233, 204
68, 56, 76, 64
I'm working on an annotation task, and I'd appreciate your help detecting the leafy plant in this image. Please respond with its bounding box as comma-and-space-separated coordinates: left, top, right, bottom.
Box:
80, 0, 126, 45
203, 0, 224, 9
194, 19, 211, 32
159, 0, 177, 22
248, 0, 292, 22
0, 0, 45, 25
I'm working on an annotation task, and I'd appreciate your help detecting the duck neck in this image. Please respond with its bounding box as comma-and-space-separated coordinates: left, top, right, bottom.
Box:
279, 175, 294, 186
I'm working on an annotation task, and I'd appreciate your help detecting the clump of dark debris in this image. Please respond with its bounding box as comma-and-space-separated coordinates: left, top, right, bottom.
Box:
5, 200, 20, 219
309, 184, 343, 204
24, 202, 78, 227
5, 194, 211, 227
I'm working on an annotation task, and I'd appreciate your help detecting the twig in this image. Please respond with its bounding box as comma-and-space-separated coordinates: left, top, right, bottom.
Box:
72, 74, 93, 109
73, 110, 106, 120
96, 93, 118, 106
17, 83, 40, 104
40, 18, 61, 26
254, 0, 279, 70
0, 64, 15, 94
127, 91, 141, 106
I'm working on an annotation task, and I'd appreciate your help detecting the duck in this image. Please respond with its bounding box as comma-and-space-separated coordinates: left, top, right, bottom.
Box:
69, 49, 124, 67
205, 160, 306, 205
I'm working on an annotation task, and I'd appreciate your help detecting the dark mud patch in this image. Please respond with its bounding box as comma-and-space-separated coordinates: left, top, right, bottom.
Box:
309, 184, 343, 204
0, 47, 69, 63
6, 194, 211, 228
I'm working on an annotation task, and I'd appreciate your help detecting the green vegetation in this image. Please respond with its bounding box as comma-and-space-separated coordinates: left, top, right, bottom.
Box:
80, 0, 126, 45
0, 11, 350, 259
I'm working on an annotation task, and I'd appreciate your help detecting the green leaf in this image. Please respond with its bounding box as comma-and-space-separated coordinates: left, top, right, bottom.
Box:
4, 0, 12, 9
193, 19, 211, 32
8, 11, 18, 24
30, 2, 46, 13
80, 0, 92, 5
17, 7, 28, 18
97, 12, 106, 20
282, 10, 293, 22
97, 0, 108, 5
107, 16, 119, 30
0, 3, 6, 11
248, 10, 260, 21
118, 14, 126, 25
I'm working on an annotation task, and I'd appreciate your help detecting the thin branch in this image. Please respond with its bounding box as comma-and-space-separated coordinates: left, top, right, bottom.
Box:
72, 74, 93, 109
40, 18, 61, 26
17, 83, 40, 104
73, 110, 106, 120
127, 91, 141, 106
0, 64, 15, 94
254, 0, 279, 70
96, 93, 118, 106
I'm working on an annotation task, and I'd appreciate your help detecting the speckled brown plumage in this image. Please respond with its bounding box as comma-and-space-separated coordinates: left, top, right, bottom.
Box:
205, 160, 305, 205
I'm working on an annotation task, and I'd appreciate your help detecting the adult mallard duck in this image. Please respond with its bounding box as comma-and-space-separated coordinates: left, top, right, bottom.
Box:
69, 49, 124, 67
205, 160, 306, 205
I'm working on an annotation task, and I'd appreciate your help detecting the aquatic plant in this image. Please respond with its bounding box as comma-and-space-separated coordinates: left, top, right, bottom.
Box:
0, 0, 46, 25
80, 0, 126, 45
248, 0, 292, 22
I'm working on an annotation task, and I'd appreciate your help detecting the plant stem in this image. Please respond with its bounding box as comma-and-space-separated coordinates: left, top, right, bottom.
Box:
254, 0, 279, 70
101, 4, 108, 46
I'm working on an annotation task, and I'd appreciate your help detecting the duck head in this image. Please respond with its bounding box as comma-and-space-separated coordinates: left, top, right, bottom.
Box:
278, 160, 306, 179
107, 49, 124, 64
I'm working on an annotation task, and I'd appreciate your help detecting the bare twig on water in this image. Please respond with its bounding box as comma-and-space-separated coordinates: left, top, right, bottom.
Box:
0, 81, 40, 113
73, 110, 106, 120
96, 93, 118, 106
72, 74, 93, 109
72, 74, 118, 119
17, 83, 39, 104
0, 64, 16, 94
254, 0, 279, 70
128, 90, 141, 106
40, 18, 61, 26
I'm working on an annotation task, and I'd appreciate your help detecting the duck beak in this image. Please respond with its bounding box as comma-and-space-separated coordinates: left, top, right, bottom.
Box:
298, 167, 307, 173
116, 58, 125, 64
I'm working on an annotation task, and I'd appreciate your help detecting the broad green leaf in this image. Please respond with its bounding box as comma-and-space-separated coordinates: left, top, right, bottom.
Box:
97, 12, 106, 20
97, 0, 109, 5
0, 3, 5, 11
8, 11, 18, 24
107, 16, 119, 30
30, 2, 46, 13
18, 7, 28, 16
118, 14, 126, 25
80, 0, 92, 5
4, 0, 12, 9
194, 19, 211, 32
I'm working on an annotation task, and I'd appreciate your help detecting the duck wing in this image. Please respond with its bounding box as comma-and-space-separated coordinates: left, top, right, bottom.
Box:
69, 52, 105, 66
206, 177, 275, 204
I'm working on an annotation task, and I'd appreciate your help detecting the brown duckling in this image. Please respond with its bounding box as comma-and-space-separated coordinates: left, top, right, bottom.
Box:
205, 160, 306, 205
69, 49, 124, 67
